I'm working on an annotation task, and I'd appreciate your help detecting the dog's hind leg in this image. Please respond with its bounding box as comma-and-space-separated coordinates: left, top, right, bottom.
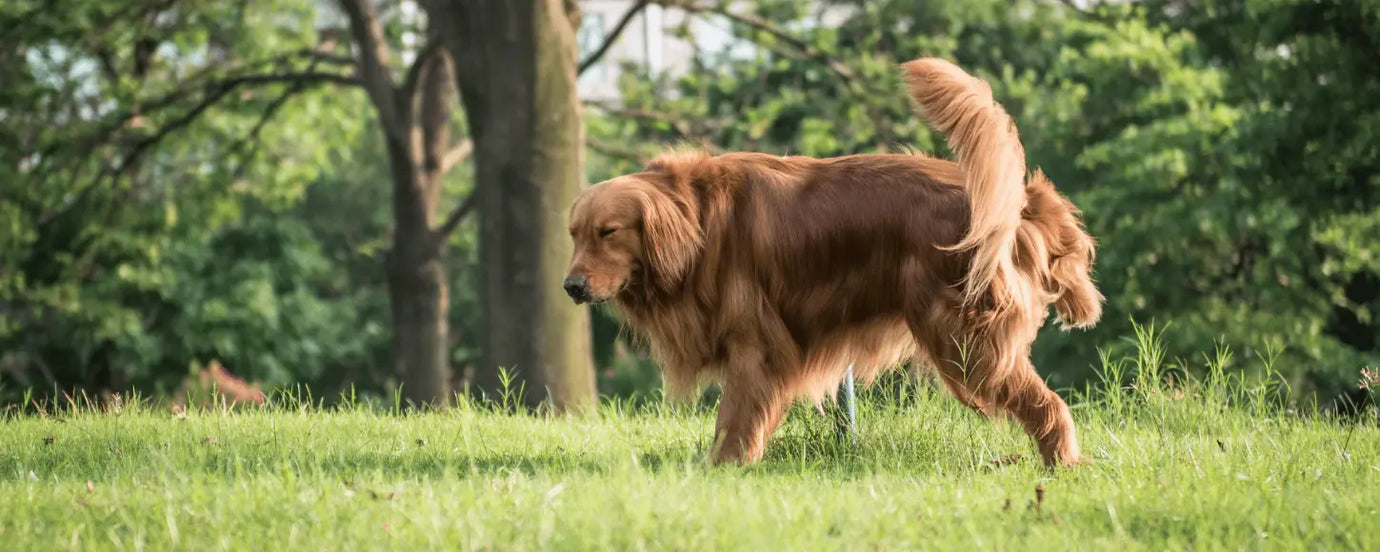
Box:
920, 327, 1086, 467
993, 359, 1086, 467
904, 307, 993, 417
935, 369, 994, 417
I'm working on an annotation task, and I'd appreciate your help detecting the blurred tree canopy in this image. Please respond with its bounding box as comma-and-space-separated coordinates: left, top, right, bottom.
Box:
0, 0, 380, 396
2, 0, 1376, 404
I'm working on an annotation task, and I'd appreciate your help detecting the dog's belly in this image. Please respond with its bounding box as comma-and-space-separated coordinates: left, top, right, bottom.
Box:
787, 315, 918, 400
756, 209, 967, 390
769, 233, 965, 345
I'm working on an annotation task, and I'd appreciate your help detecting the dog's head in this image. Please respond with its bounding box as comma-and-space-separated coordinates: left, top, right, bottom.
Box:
563, 173, 702, 304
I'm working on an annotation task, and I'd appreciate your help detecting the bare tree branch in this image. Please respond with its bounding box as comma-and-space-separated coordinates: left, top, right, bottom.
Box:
584, 134, 652, 164
583, 98, 740, 143
583, 99, 696, 138
44, 48, 356, 168
227, 49, 338, 175
439, 138, 474, 174
578, 0, 650, 76
213, 71, 359, 88
110, 72, 356, 180
653, 0, 856, 82
432, 190, 478, 244
94, 48, 122, 85
402, 39, 449, 109
38, 70, 355, 227
338, 0, 406, 144
227, 82, 307, 162
404, 36, 455, 179
292, 49, 356, 68
652, 1, 900, 151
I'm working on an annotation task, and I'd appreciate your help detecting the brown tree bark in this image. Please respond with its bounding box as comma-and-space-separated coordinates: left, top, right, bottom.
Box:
424, 0, 596, 411
340, 0, 474, 407
386, 31, 459, 408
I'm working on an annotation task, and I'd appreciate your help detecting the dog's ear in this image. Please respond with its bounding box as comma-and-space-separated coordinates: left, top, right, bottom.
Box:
635, 183, 703, 290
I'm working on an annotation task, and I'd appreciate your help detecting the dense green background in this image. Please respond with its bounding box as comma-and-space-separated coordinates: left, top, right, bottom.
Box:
3, 0, 1377, 403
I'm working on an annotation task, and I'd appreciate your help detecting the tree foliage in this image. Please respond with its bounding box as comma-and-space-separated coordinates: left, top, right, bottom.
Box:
0, 0, 377, 394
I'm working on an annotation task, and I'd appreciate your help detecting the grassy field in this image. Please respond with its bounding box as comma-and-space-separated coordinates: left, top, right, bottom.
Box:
2, 351, 1377, 551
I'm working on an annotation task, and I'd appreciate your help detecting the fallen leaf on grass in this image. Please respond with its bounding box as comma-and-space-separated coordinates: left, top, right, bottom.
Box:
368, 490, 404, 501
991, 454, 1025, 467
1028, 484, 1045, 510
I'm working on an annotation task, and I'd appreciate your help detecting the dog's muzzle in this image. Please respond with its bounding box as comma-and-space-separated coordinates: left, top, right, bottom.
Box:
563, 275, 591, 304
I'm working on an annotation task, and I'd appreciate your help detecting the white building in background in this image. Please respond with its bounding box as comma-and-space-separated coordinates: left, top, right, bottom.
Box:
574, 1, 849, 102
314, 0, 844, 102
575, 1, 732, 102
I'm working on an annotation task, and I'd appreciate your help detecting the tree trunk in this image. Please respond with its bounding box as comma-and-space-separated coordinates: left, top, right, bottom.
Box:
386, 135, 452, 407
387, 28, 460, 408
426, 0, 596, 411
386, 251, 451, 407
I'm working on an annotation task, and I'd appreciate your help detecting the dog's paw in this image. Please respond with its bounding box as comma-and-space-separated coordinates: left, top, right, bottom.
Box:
1060, 454, 1094, 468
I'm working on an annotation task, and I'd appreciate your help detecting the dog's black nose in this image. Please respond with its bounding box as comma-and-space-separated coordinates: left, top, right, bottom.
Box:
563, 275, 590, 303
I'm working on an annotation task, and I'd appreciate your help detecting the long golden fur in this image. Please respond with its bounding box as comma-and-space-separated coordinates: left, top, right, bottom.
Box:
563, 57, 1104, 466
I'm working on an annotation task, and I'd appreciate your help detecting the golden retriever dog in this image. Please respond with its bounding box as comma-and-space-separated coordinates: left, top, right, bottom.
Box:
563, 57, 1103, 467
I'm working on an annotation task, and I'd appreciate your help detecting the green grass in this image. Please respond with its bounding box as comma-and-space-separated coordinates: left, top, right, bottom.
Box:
2, 338, 1377, 550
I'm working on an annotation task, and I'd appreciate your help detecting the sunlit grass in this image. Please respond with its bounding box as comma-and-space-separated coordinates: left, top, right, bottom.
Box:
1, 330, 1376, 551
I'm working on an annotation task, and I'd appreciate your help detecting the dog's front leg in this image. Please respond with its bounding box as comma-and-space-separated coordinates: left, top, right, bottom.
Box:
710, 381, 788, 464
709, 347, 788, 464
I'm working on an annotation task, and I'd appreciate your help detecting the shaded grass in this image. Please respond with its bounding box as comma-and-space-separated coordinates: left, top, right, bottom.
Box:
1, 332, 1377, 550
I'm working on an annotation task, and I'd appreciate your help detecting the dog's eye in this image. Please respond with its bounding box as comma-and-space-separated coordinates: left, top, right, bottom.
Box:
598, 227, 618, 238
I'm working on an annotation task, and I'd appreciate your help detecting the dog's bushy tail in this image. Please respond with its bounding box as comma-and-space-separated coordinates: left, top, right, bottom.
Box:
901, 57, 1033, 316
